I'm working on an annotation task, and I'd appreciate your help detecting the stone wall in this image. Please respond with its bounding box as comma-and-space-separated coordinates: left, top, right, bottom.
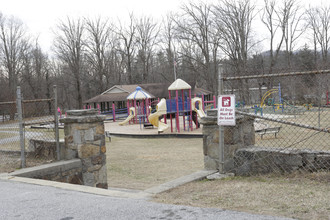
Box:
234, 148, 330, 175
10, 159, 83, 185
60, 109, 108, 189
200, 109, 255, 172
201, 109, 330, 175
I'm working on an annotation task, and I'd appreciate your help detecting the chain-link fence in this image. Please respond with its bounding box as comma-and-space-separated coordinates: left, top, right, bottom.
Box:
0, 86, 59, 173
221, 69, 330, 175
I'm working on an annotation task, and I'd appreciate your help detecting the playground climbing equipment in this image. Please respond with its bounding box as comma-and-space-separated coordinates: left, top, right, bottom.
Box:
148, 98, 169, 133
119, 107, 136, 125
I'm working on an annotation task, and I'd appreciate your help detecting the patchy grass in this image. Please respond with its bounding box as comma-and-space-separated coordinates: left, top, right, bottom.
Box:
0, 152, 53, 173
254, 109, 330, 151
0, 132, 17, 140
106, 137, 204, 190
153, 172, 330, 220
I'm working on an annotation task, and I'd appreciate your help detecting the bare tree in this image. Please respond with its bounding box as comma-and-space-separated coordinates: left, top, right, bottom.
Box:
20, 39, 51, 100
53, 17, 85, 108
214, 0, 256, 103
115, 13, 136, 84
85, 16, 111, 93
278, 0, 305, 69
174, 1, 219, 94
0, 14, 28, 100
306, 5, 330, 68
159, 13, 176, 82
261, 0, 285, 75
135, 15, 159, 83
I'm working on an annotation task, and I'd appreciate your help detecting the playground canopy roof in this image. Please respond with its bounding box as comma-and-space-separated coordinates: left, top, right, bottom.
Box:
83, 82, 211, 105
127, 86, 152, 100
168, 79, 191, 91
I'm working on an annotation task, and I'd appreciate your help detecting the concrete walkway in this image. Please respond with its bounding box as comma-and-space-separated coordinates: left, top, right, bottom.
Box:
0, 177, 295, 220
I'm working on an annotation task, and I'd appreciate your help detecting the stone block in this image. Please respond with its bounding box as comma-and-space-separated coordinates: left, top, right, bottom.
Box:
65, 135, 73, 144
206, 143, 219, 158
68, 173, 83, 185
78, 144, 100, 159
81, 158, 92, 172
315, 154, 330, 169
224, 158, 235, 171
64, 125, 70, 136
75, 123, 93, 130
87, 164, 102, 172
98, 165, 107, 184
224, 127, 234, 144
204, 156, 218, 170
73, 130, 82, 144
224, 127, 242, 145
62, 147, 77, 160
202, 125, 218, 135
100, 145, 106, 153
84, 128, 94, 141
243, 122, 253, 134
301, 153, 316, 171
284, 153, 303, 167
82, 172, 95, 187
203, 136, 208, 156
96, 183, 108, 189
91, 155, 104, 165
243, 133, 255, 146
96, 123, 105, 135
225, 144, 240, 158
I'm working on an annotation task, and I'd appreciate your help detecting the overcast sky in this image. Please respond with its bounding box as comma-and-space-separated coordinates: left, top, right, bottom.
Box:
1, 0, 328, 52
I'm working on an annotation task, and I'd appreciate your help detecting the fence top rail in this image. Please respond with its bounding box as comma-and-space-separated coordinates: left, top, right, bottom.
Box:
222, 69, 330, 81
0, 98, 53, 105
237, 110, 329, 133
0, 101, 16, 105
22, 98, 53, 103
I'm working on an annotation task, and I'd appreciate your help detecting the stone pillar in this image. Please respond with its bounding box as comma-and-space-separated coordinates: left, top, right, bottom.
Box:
60, 109, 108, 189
199, 109, 255, 172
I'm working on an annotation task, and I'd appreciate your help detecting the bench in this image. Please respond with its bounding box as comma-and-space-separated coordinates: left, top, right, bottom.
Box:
105, 131, 111, 142
256, 127, 281, 139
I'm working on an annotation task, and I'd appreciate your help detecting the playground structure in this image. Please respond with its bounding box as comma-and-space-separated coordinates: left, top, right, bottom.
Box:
252, 83, 300, 116
249, 84, 330, 117
118, 107, 135, 125
191, 97, 206, 118
114, 79, 211, 134
123, 86, 151, 126
167, 79, 193, 133
260, 83, 284, 112
148, 98, 169, 133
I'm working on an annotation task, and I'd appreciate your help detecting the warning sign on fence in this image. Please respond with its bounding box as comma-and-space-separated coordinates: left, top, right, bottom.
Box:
217, 95, 236, 126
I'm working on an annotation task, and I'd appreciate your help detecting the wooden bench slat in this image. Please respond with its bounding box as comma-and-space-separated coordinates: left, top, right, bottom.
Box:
256, 127, 281, 139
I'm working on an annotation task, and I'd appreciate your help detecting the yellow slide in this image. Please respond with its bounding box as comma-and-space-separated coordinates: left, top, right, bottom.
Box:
119, 107, 136, 125
148, 98, 169, 133
191, 97, 206, 118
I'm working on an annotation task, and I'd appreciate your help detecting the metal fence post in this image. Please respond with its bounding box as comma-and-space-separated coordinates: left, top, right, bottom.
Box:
54, 85, 60, 160
218, 65, 225, 173
16, 86, 25, 168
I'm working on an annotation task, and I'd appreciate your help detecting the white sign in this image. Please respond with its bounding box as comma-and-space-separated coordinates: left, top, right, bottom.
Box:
217, 95, 236, 126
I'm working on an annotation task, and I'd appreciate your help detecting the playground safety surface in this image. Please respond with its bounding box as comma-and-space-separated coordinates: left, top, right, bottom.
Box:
104, 119, 203, 137
105, 117, 270, 137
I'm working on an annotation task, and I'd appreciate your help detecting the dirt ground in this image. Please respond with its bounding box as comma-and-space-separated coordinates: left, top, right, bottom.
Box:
153, 172, 330, 220
106, 136, 204, 190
